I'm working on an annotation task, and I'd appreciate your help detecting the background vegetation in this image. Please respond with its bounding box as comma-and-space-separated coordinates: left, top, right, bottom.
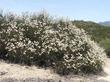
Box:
72, 20, 110, 57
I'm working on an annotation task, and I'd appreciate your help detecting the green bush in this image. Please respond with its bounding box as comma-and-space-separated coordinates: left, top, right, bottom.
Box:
105, 48, 110, 58
0, 11, 106, 75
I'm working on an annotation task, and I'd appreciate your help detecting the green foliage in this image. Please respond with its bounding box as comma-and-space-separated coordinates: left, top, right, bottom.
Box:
105, 48, 110, 58
0, 12, 106, 75
72, 20, 110, 57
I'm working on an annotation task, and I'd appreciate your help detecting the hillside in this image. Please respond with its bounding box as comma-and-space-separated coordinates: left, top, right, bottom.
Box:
72, 20, 110, 57
99, 21, 110, 26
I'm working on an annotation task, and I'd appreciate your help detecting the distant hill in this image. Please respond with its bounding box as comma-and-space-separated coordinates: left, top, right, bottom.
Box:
99, 21, 110, 26
72, 20, 110, 54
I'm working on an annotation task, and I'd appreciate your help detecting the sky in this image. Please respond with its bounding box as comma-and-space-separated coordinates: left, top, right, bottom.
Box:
0, 0, 110, 22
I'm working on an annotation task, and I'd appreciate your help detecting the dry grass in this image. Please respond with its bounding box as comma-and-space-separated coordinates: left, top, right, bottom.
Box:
0, 58, 110, 82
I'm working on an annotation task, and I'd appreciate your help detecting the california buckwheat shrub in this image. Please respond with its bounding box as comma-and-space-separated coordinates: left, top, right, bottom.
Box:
0, 13, 37, 64
0, 11, 106, 74
44, 21, 106, 74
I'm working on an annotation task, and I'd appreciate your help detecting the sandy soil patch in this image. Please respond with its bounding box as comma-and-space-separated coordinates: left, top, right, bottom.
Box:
0, 58, 110, 82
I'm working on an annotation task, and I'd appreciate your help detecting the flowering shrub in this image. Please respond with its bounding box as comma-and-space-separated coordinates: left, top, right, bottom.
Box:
0, 12, 106, 74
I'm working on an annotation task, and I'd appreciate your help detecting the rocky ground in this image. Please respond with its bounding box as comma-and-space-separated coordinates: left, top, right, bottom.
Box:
0, 58, 110, 82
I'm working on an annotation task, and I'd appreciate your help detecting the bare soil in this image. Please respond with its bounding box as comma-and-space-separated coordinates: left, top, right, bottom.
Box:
0, 58, 110, 82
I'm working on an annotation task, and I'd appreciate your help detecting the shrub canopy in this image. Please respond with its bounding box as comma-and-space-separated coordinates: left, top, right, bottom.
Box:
0, 12, 106, 75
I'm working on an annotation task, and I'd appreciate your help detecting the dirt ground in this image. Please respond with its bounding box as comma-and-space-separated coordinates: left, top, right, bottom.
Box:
0, 58, 110, 82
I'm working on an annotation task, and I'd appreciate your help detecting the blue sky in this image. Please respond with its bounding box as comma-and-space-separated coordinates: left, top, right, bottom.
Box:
0, 0, 110, 22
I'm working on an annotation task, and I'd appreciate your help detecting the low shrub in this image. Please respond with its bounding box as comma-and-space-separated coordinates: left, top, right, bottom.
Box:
0, 11, 106, 75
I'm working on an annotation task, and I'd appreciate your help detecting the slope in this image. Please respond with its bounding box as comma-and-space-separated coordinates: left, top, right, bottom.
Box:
72, 20, 110, 57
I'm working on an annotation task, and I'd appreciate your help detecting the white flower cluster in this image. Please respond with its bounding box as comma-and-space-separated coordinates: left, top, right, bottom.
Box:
0, 12, 106, 74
